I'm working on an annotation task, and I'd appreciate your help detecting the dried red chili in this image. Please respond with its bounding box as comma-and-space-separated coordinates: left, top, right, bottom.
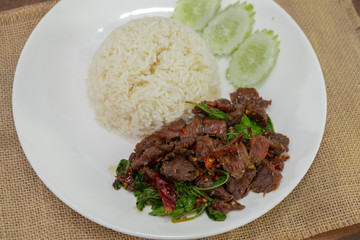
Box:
153, 173, 177, 214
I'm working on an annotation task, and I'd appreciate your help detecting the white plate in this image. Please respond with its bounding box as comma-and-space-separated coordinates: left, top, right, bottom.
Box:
13, 0, 326, 239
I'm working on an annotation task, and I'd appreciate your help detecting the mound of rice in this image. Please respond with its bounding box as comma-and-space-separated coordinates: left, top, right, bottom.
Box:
87, 17, 220, 137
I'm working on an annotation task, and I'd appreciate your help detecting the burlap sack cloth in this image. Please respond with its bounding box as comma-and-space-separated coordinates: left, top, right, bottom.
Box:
1, 0, 359, 239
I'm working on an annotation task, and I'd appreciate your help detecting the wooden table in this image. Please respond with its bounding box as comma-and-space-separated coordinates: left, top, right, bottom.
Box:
1, 0, 359, 239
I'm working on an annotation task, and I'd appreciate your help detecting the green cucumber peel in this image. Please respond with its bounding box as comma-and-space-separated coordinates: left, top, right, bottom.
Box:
228, 29, 280, 87
202, 1, 255, 55
172, 0, 221, 31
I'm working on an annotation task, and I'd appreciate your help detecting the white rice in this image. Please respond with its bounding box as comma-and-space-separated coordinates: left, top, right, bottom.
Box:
87, 17, 220, 137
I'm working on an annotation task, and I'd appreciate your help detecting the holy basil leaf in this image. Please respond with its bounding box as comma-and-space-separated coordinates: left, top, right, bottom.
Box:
171, 203, 206, 223
149, 204, 166, 216
186, 101, 227, 120
195, 170, 230, 191
265, 115, 274, 132
205, 207, 226, 221
115, 159, 130, 176
225, 132, 239, 142
175, 182, 200, 211
112, 179, 122, 190
227, 114, 274, 141
132, 171, 147, 191
150, 183, 198, 217
135, 187, 162, 211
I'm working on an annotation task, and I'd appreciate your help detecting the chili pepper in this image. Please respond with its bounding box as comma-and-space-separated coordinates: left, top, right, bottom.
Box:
153, 173, 177, 214
228, 145, 237, 154
151, 157, 163, 164
271, 161, 279, 167
213, 163, 221, 169
204, 156, 215, 170
124, 168, 133, 183
181, 128, 187, 134
279, 154, 290, 161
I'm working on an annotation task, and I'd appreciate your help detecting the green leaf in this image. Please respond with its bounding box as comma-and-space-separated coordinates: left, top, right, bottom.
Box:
205, 207, 226, 221
175, 182, 200, 211
116, 159, 130, 176
195, 170, 230, 191
170, 206, 186, 217
265, 115, 274, 132
191, 187, 213, 202
226, 114, 274, 141
150, 183, 198, 217
135, 187, 162, 211
132, 171, 147, 191
225, 132, 239, 142
171, 204, 207, 223
149, 204, 166, 216
186, 101, 227, 120
112, 179, 122, 190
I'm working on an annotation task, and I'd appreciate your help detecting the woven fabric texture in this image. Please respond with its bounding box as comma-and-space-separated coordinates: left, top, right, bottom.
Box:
1, 1, 359, 239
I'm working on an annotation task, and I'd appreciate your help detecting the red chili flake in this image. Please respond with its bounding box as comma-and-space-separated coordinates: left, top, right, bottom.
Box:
204, 156, 215, 170
153, 157, 163, 163
279, 154, 290, 161
124, 168, 133, 183
194, 197, 204, 208
230, 163, 235, 172
228, 146, 237, 154
271, 161, 279, 167
214, 163, 221, 169
181, 128, 187, 134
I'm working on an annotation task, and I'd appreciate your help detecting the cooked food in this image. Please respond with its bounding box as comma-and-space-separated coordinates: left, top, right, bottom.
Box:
87, 17, 220, 137
113, 88, 290, 222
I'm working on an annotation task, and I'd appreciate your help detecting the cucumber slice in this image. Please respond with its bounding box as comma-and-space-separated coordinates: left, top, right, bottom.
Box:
202, 1, 255, 55
228, 29, 280, 87
172, 0, 221, 31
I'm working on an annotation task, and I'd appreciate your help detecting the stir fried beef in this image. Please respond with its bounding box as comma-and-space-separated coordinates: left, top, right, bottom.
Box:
249, 135, 271, 165
226, 103, 245, 126
202, 118, 227, 142
155, 119, 186, 140
193, 98, 234, 114
131, 146, 164, 170
195, 135, 215, 162
160, 156, 200, 182
230, 88, 271, 127
265, 132, 290, 155
179, 116, 203, 146
129, 134, 164, 163
226, 168, 257, 199
114, 88, 290, 217
214, 138, 251, 180
196, 175, 233, 201
212, 199, 245, 214
251, 162, 283, 194
268, 154, 290, 171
